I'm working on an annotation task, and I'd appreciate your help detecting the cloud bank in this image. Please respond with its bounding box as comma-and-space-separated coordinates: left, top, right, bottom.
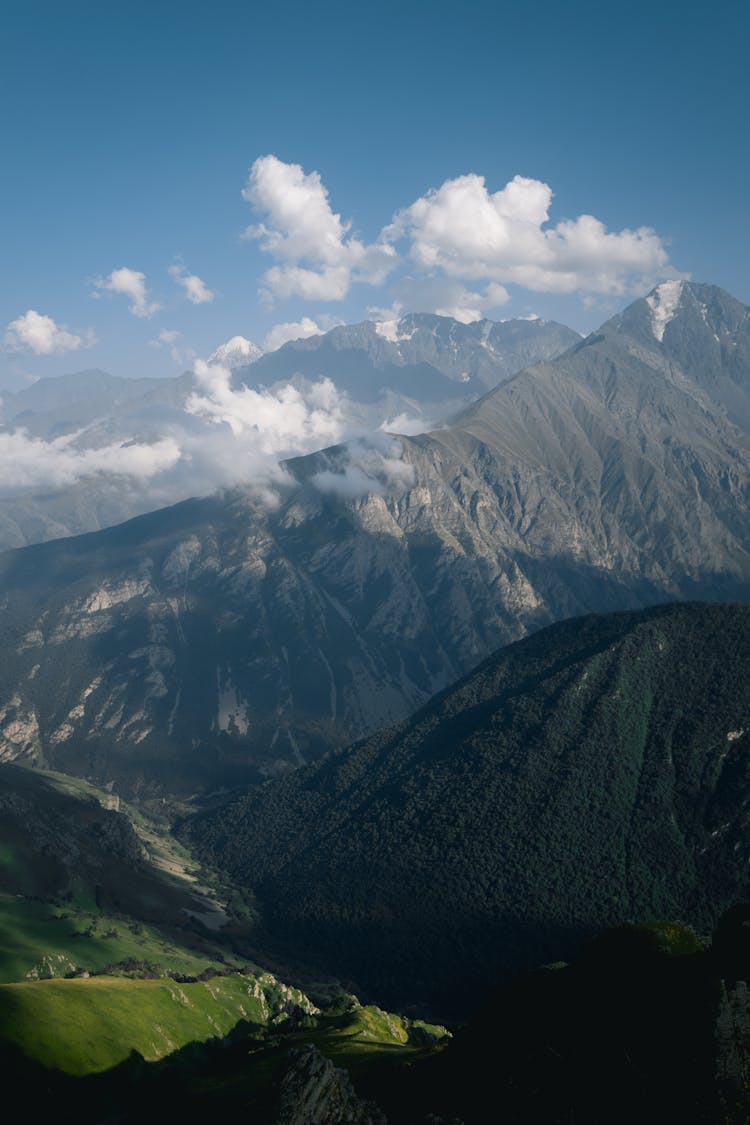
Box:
387, 172, 673, 298
243, 158, 677, 315
0, 429, 181, 491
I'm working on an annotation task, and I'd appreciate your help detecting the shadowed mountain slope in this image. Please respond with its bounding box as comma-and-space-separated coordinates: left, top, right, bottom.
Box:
183, 602, 750, 1013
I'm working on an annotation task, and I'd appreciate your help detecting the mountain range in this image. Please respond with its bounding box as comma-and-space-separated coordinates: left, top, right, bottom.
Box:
0, 281, 747, 793
0, 313, 576, 553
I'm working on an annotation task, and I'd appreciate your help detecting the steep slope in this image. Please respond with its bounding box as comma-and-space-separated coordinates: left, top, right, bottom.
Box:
183, 602, 750, 1012
0, 283, 749, 793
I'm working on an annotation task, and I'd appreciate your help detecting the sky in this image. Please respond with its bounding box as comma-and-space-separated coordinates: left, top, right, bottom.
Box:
1, 0, 748, 388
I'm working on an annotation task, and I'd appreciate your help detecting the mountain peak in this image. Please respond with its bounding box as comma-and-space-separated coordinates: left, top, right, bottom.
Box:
208, 335, 263, 368
646, 279, 685, 341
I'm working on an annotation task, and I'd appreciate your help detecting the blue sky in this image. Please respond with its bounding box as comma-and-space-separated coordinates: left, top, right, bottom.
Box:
1, 0, 748, 385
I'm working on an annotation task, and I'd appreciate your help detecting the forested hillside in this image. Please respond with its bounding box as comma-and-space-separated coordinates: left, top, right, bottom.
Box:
184, 602, 750, 1013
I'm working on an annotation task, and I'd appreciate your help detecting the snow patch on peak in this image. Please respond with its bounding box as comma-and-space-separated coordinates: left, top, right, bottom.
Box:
646, 280, 684, 342
374, 319, 417, 345
374, 319, 400, 343
209, 336, 262, 368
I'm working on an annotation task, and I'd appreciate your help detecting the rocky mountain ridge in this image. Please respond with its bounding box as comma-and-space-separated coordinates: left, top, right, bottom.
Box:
0, 283, 748, 793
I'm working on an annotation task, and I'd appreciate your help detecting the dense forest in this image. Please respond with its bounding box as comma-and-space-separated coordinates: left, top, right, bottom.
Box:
184, 602, 750, 1014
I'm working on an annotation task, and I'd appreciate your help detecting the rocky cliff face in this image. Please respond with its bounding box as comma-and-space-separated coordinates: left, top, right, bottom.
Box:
0, 284, 748, 794
275, 1045, 387, 1125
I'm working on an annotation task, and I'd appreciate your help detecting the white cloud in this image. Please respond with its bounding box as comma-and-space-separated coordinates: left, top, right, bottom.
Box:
262, 317, 324, 352
0, 429, 181, 492
187, 360, 346, 450
168, 263, 215, 304
387, 172, 674, 297
4, 310, 93, 355
93, 267, 161, 317
310, 436, 415, 499
378, 412, 432, 436
148, 328, 187, 364
390, 276, 508, 324
243, 155, 397, 302
149, 329, 180, 347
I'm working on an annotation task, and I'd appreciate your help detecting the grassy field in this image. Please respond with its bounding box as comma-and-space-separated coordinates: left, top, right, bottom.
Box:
0, 968, 445, 1077
0, 970, 320, 1074
0, 894, 248, 983
0, 760, 448, 1100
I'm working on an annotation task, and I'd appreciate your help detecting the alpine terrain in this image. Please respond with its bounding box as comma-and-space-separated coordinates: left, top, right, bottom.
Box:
0, 282, 748, 794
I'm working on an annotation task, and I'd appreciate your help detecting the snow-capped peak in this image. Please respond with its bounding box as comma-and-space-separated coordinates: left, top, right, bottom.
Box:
646, 280, 684, 342
208, 335, 263, 368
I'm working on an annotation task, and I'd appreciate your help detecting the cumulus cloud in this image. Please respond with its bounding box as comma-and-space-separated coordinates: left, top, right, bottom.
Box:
243, 155, 397, 302
92, 267, 161, 317
168, 263, 215, 304
387, 172, 674, 297
187, 360, 346, 449
4, 310, 94, 355
262, 316, 323, 352
388, 276, 509, 325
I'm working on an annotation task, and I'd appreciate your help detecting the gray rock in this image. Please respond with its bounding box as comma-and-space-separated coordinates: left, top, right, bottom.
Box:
276, 1044, 387, 1125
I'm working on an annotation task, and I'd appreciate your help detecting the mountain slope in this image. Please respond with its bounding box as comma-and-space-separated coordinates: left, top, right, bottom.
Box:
183, 602, 750, 1012
0, 283, 749, 791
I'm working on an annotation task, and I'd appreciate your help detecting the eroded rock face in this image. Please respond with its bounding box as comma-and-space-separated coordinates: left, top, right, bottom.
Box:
276, 1044, 387, 1125
0, 284, 749, 795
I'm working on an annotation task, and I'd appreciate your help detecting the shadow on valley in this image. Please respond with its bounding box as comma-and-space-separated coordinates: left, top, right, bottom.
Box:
4, 911, 750, 1122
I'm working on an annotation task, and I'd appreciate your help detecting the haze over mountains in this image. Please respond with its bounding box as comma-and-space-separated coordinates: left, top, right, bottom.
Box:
0, 282, 748, 794
0, 313, 576, 552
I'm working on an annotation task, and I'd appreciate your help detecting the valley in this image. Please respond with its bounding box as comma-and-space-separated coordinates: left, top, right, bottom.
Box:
2, 282, 750, 1119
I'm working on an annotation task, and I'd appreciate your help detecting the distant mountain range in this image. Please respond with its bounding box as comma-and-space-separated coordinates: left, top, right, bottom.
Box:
0, 282, 748, 793
243, 312, 579, 404
0, 314, 576, 552
184, 602, 750, 1013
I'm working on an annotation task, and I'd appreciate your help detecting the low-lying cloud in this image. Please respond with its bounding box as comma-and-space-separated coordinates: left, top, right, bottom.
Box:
0, 354, 419, 520
0, 428, 181, 492
310, 435, 415, 499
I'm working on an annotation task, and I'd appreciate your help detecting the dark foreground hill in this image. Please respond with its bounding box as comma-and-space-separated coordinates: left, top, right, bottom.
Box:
184, 602, 750, 1014
5, 912, 750, 1123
